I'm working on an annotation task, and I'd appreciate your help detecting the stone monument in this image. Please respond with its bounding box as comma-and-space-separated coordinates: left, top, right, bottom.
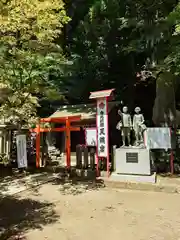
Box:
117, 106, 132, 147
113, 106, 156, 183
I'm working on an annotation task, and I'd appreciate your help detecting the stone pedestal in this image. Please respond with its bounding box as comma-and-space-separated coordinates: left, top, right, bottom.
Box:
113, 147, 156, 183
115, 147, 151, 175
110, 172, 156, 183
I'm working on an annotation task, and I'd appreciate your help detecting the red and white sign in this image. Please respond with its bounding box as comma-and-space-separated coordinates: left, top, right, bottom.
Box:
89, 88, 114, 177
97, 98, 108, 157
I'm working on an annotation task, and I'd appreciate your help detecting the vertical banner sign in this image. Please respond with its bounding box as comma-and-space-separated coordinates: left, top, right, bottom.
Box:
16, 134, 28, 168
97, 98, 108, 157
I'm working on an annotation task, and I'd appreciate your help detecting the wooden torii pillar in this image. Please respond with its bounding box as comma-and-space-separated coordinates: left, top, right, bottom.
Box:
32, 116, 81, 169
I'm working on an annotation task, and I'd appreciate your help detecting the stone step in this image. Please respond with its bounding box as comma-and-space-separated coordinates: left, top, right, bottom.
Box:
101, 176, 180, 194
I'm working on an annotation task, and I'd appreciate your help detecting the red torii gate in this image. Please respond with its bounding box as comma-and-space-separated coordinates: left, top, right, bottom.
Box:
31, 115, 81, 169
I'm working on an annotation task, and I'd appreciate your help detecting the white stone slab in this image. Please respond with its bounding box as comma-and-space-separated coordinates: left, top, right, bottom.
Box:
115, 147, 151, 175
110, 172, 156, 184
144, 127, 171, 149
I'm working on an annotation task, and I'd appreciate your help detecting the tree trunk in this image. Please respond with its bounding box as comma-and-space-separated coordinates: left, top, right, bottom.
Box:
153, 71, 176, 128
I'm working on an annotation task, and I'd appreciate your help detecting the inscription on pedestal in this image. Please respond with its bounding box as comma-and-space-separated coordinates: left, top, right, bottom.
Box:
126, 152, 138, 163
115, 148, 151, 175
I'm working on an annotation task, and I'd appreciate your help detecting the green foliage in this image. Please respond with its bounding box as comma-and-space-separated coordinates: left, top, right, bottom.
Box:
0, 0, 69, 46
65, 0, 137, 101
64, 0, 179, 103
0, 0, 70, 127
0, 0, 179, 124
161, 2, 180, 76
0, 154, 9, 165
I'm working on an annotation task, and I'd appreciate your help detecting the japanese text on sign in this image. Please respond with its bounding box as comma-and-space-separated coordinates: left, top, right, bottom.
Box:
97, 98, 108, 157
16, 134, 28, 168
144, 127, 171, 149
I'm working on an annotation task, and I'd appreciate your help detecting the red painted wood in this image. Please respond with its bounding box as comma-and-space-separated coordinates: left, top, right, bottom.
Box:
66, 119, 71, 169
31, 127, 80, 133
36, 124, 40, 168
170, 129, 174, 175
34, 116, 81, 169
40, 116, 81, 123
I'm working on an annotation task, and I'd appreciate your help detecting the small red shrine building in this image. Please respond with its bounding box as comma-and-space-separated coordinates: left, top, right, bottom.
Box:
33, 101, 120, 168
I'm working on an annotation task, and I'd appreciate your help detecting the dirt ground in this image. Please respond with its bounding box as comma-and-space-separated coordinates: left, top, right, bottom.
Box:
1, 181, 180, 240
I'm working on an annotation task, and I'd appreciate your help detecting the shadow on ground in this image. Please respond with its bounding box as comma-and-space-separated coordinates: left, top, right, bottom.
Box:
0, 165, 105, 194
0, 166, 105, 239
0, 165, 105, 196
51, 172, 105, 195
0, 194, 59, 240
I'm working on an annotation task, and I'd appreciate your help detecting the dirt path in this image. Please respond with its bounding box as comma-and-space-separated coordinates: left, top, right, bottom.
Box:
1, 182, 179, 240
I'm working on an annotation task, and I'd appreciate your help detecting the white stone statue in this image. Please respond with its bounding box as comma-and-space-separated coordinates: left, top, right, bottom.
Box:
133, 107, 146, 146
117, 106, 132, 147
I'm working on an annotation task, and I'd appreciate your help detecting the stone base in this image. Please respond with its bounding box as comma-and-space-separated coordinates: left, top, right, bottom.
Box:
110, 172, 156, 184
114, 147, 151, 175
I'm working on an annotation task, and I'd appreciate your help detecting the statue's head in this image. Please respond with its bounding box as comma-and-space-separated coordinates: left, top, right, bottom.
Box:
135, 107, 141, 114
122, 106, 128, 113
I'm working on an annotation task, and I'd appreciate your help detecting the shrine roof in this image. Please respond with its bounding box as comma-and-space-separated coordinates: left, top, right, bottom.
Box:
48, 101, 120, 120
89, 89, 115, 99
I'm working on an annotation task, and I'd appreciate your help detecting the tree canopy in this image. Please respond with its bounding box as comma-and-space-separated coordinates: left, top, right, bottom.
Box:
0, 0, 70, 127
62, 0, 180, 126
1, 0, 180, 126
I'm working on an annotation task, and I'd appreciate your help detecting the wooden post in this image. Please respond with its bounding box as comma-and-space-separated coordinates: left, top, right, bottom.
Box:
170, 150, 174, 174
36, 123, 41, 168
66, 119, 71, 169
170, 128, 174, 175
